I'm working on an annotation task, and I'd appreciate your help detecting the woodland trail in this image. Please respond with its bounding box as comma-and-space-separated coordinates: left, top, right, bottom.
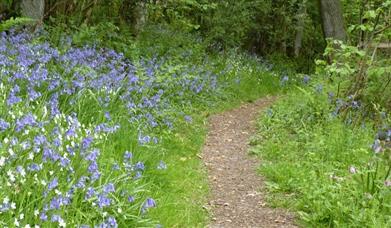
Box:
202, 97, 296, 228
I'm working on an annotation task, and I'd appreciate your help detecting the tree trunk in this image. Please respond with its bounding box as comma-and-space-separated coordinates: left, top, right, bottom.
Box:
133, 1, 147, 35
319, 0, 346, 41
120, 0, 147, 36
20, 0, 45, 20
294, 3, 307, 57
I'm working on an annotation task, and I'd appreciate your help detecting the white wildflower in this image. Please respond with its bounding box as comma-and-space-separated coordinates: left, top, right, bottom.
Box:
0, 156, 5, 166
58, 218, 66, 227
14, 218, 19, 227
8, 148, 14, 156
3, 197, 10, 204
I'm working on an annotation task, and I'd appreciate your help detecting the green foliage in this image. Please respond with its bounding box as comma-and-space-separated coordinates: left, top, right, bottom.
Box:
0, 17, 34, 32
317, 0, 391, 116
148, 0, 217, 31
252, 85, 391, 227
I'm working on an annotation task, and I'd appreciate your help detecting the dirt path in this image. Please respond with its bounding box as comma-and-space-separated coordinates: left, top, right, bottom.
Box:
202, 97, 296, 228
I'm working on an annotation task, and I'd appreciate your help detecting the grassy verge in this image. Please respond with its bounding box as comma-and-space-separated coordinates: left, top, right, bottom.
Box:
251, 85, 391, 227
146, 60, 281, 227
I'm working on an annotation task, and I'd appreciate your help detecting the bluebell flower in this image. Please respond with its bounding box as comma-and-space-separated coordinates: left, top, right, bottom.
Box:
315, 84, 323, 93
103, 183, 115, 194
134, 171, 142, 179
60, 157, 70, 167
85, 187, 95, 200
48, 178, 59, 191
40, 212, 48, 221
15, 113, 37, 132
124, 151, 132, 161
303, 75, 310, 84
27, 163, 41, 172
280, 75, 289, 86
112, 163, 120, 170
104, 112, 111, 120
184, 115, 192, 123
7, 93, 22, 106
97, 194, 111, 208
142, 198, 156, 213
0, 118, 10, 131
157, 161, 167, 170
81, 137, 94, 150
50, 197, 62, 210
135, 162, 145, 171
75, 176, 89, 188
34, 135, 47, 146
127, 196, 135, 203
85, 149, 100, 161
105, 217, 118, 228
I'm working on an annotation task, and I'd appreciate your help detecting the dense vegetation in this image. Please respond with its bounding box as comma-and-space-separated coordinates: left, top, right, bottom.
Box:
0, 0, 390, 227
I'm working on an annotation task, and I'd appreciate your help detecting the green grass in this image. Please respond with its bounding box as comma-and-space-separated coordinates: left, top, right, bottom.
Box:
251, 86, 391, 227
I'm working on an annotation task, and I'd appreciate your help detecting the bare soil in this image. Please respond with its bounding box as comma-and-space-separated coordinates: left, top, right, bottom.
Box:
202, 97, 297, 228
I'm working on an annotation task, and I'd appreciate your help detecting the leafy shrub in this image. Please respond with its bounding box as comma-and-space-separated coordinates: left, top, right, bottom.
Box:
0, 17, 34, 32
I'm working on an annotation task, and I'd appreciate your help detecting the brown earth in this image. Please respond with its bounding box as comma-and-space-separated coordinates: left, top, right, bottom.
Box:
202, 97, 297, 228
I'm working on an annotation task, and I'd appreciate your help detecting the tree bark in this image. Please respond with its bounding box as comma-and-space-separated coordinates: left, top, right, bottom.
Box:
134, 1, 147, 35
294, 3, 306, 57
20, 0, 45, 20
120, 0, 147, 36
319, 0, 346, 41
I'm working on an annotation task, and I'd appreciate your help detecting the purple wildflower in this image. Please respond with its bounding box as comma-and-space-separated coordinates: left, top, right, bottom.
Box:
135, 162, 145, 171
157, 161, 167, 170
0, 118, 10, 131
142, 198, 156, 213
303, 75, 310, 84
48, 178, 59, 191
127, 196, 135, 203
103, 183, 115, 194
85, 187, 95, 200
124, 151, 133, 161
97, 194, 111, 208
184, 115, 192, 123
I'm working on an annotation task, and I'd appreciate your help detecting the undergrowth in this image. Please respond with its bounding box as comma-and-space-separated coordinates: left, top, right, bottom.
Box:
252, 82, 391, 227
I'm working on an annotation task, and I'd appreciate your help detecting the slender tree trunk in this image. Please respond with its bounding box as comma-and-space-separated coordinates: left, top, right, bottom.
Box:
294, 3, 307, 57
84, 0, 98, 24
281, 23, 287, 54
20, 0, 45, 20
319, 0, 346, 41
134, 1, 147, 35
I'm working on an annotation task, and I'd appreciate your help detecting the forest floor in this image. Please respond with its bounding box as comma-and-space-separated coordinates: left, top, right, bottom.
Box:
202, 96, 296, 228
